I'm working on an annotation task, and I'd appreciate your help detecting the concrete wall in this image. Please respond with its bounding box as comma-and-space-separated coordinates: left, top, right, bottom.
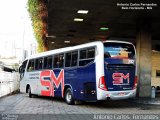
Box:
0, 71, 20, 97
152, 51, 160, 87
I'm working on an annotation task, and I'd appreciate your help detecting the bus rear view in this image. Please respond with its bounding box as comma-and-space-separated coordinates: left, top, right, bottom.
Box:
97, 41, 137, 100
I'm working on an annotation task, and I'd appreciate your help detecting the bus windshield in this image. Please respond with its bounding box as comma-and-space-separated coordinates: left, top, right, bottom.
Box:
104, 42, 135, 59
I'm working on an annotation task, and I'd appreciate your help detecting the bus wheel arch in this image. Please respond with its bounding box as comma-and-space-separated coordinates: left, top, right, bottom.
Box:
26, 84, 30, 93
26, 84, 32, 98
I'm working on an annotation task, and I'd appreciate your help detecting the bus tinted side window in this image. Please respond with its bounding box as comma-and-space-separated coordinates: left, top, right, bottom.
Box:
44, 56, 53, 69
22, 60, 28, 72
80, 50, 87, 59
27, 59, 35, 72
87, 48, 95, 58
35, 58, 43, 70
79, 47, 95, 66
71, 51, 78, 67
53, 54, 64, 68
43, 57, 48, 69
35, 59, 38, 70
38, 58, 43, 70
65, 53, 71, 67
48, 56, 53, 69
65, 51, 78, 67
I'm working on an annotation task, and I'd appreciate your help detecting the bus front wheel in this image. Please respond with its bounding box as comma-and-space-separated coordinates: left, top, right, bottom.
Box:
65, 88, 74, 105
28, 86, 32, 98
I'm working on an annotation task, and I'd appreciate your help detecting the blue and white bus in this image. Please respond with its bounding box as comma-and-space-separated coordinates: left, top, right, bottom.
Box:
19, 41, 137, 105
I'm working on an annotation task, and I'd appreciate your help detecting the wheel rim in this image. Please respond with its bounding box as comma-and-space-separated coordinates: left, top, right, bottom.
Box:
66, 91, 72, 102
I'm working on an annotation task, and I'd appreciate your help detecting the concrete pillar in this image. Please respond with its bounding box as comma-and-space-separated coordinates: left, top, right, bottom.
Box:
136, 19, 152, 98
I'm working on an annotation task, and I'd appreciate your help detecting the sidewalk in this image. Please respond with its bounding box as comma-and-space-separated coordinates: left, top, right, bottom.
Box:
129, 97, 160, 105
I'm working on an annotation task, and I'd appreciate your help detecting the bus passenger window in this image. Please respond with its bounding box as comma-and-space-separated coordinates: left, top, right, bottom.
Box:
79, 60, 93, 66
71, 51, 78, 67
53, 54, 64, 68
27, 60, 35, 72
80, 50, 87, 59
87, 48, 95, 58
35, 59, 39, 70
53, 55, 59, 68
22, 60, 28, 72
48, 56, 53, 69
38, 58, 43, 70
35, 58, 43, 70
43, 57, 48, 69
79, 47, 95, 66
43, 56, 53, 69
59, 54, 64, 68
65, 53, 71, 67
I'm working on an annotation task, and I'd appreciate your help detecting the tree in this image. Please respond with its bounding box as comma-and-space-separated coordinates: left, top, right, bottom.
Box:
28, 0, 48, 52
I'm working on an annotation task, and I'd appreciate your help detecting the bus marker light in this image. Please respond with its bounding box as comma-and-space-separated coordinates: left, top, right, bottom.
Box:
133, 76, 138, 89
98, 76, 107, 91
80, 90, 84, 94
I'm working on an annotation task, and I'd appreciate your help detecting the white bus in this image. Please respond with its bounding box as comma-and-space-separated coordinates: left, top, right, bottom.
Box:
19, 41, 137, 105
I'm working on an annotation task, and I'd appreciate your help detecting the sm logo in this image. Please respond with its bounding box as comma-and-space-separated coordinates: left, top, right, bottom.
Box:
40, 70, 64, 97
112, 73, 130, 85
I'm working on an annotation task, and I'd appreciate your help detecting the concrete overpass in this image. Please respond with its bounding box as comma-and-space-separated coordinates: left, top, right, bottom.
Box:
46, 0, 160, 97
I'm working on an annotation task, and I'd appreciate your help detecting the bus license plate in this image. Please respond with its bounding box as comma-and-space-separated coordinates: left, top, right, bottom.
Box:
119, 92, 125, 96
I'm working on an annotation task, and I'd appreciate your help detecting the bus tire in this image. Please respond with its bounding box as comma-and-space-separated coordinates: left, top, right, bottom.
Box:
65, 88, 74, 105
28, 86, 32, 98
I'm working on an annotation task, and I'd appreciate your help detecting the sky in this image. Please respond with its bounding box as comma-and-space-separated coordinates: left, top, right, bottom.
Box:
0, 0, 37, 60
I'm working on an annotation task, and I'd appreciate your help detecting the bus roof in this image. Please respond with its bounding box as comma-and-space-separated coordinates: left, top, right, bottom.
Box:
25, 40, 134, 60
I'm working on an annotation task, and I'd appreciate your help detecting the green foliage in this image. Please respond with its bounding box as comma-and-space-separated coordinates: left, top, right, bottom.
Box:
27, 0, 48, 52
